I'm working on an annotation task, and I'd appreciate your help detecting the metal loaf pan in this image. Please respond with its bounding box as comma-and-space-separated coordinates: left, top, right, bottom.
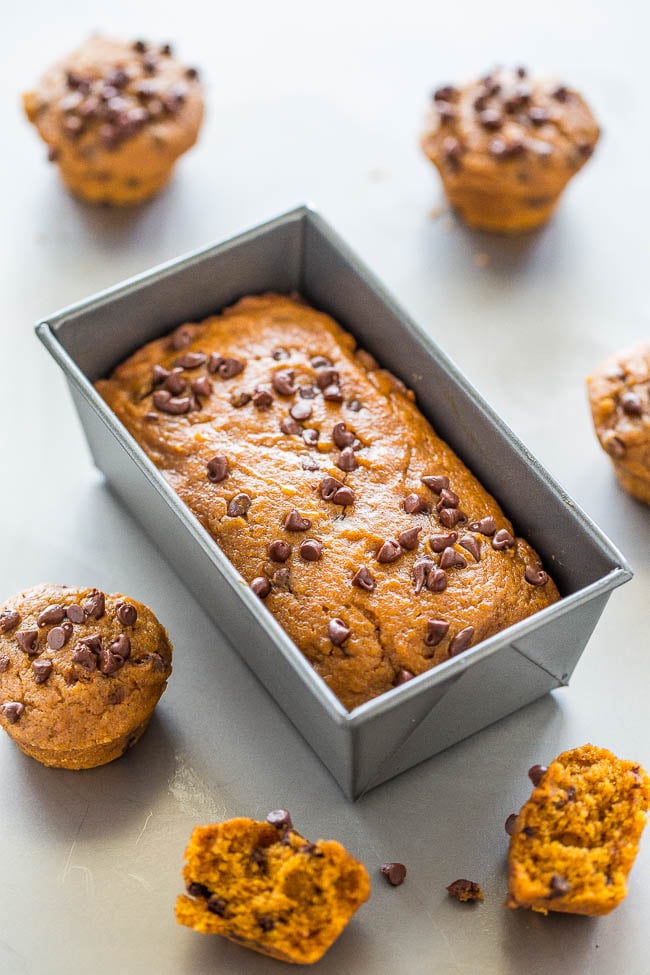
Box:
35, 205, 632, 799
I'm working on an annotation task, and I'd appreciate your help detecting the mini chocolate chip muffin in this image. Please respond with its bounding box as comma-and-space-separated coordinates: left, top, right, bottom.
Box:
586, 341, 650, 504
175, 810, 371, 964
0, 583, 172, 768
421, 66, 600, 233
23, 35, 203, 205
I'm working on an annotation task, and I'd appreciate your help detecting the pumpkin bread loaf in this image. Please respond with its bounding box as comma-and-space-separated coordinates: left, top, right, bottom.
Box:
506, 745, 650, 915
96, 293, 559, 710
0, 583, 172, 768
175, 810, 370, 964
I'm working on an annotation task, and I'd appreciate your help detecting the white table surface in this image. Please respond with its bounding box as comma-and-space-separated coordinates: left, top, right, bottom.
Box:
1, 2, 649, 973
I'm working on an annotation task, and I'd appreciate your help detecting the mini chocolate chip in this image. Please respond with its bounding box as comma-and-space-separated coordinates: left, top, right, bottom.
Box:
459, 536, 481, 562
269, 540, 292, 562
421, 475, 450, 494
380, 862, 407, 886
413, 556, 434, 594
207, 896, 227, 916
549, 874, 571, 897
376, 540, 402, 564
1, 702, 24, 724
145, 412, 159, 423
332, 486, 356, 506
437, 102, 456, 121
528, 764, 547, 786
505, 813, 518, 836
447, 879, 483, 902
300, 539, 323, 562
63, 116, 84, 139
529, 106, 550, 125
299, 385, 318, 399
524, 564, 548, 587
83, 590, 105, 619
153, 391, 191, 414
320, 475, 344, 500
32, 659, 53, 684
217, 357, 245, 379
251, 577, 271, 599
258, 915, 275, 932
433, 85, 458, 102
207, 455, 229, 483
116, 602, 138, 626
552, 85, 569, 102
439, 547, 467, 570
442, 135, 463, 169
0, 610, 20, 633
323, 384, 344, 403
190, 376, 212, 398
429, 532, 458, 553
109, 634, 131, 661
352, 566, 376, 591
290, 400, 312, 421
395, 670, 414, 687
426, 568, 448, 593
162, 371, 187, 396
479, 108, 503, 129
227, 493, 252, 518
332, 422, 355, 448
253, 389, 273, 411
603, 433, 626, 458
187, 881, 211, 898
65, 604, 85, 624
424, 618, 449, 648
398, 526, 421, 550
328, 618, 350, 645
267, 808, 293, 828
555, 785, 577, 809
449, 626, 474, 656
469, 516, 496, 536
302, 428, 319, 446
347, 399, 363, 412
336, 447, 358, 472
143, 55, 157, 74
250, 847, 267, 869
492, 529, 515, 550
47, 626, 69, 651
71, 645, 98, 671
311, 355, 332, 369
272, 348, 290, 361
621, 391, 643, 416
316, 368, 340, 390
37, 604, 66, 627
437, 488, 460, 510
0, 655, 8, 672
403, 493, 431, 514
98, 647, 124, 675
272, 369, 296, 395
280, 416, 300, 435
152, 364, 170, 385
16, 629, 39, 655
284, 509, 312, 531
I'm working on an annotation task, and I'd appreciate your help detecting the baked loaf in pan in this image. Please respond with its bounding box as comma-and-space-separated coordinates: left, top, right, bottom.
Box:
96, 294, 559, 710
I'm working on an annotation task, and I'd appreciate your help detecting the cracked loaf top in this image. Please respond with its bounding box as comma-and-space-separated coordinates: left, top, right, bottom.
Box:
96, 293, 559, 710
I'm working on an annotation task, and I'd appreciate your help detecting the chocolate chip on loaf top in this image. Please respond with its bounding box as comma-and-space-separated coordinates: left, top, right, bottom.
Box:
96, 293, 559, 710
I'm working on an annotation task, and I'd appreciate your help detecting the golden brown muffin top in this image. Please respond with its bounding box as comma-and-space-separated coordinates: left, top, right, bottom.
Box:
587, 341, 650, 461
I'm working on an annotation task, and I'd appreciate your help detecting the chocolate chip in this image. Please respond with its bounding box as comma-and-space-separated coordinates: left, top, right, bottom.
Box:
442, 136, 463, 169
32, 659, 53, 684
437, 102, 456, 121
621, 391, 643, 416
376, 540, 402, 564
490, 136, 525, 159
328, 618, 350, 645
302, 428, 319, 447
273, 565, 291, 588
250, 847, 267, 869
37, 604, 65, 627
413, 556, 434, 594
216, 357, 245, 379
429, 532, 458, 553
524, 564, 548, 587
311, 355, 332, 369
469, 516, 496, 536
316, 368, 340, 390
152, 365, 169, 386
552, 85, 569, 102
459, 536, 481, 562
492, 529, 515, 550
380, 862, 407, 886
439, 547, 467, 570
555, 785, 576, 809
505, 813, 518, 836
528, 764, 547, 786
290, 401, 312, 422
228, 388, 249, 406
258, 915, 275, 932
272, 348, 290, 361
603, 433, 626, 458
403, 493, 430, 514
427, 568, 447, 593
479, 108, 503, 130
332, 422, 355, 448
336, 447, 358, 472
83, 590, 105, 620
63, 604, 84, 624
116, 602, 138, 626
63, 116, 84, 139
272, 369, 296, 395
1, 702, 24, 724
446, 879, 483, 902
98, 646, 124, 675
266, 808, 293, 828
347, 399, 363, 412
227, 493, 252, 518
323, 384, 344, 403
284, 509, 312, 531
449, 626, 474, 656
47, 626, 70, 651
421, 475, 450, 494
143, 55, 157, 74
0, 610, 20, 633
47, 146, 60, 162
433, 85, 458, 102
424, 618, 449, 648
109, 634, 131, 661
251, 577, 271, 599
207, 897, 227, 916
549, 874, 571, 897
398, 526, 421, 550
0, 655, 8, 672
300, 539, 323, 562
437, 488, 460, 510
71, 644, 98, 670
352, 566, 375, 591
280, 416, 300, 435
269, 540, 292, 562
252, 389, 274, 411
187, 882, 211, 898
332, 486, 356, 506
207, 455, 229, 483
153, 390, 191, 414
529, 106, 550, 126
299, 385, 317, 399
395, 669, 414, 685
162, 371, 187, 396
320, 475, 344, 500
190, 377, 212, 398
16, 629, 39, 655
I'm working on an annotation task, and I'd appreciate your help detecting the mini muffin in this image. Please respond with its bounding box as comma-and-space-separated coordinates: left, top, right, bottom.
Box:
506, 745, 650, 915
0, 583, 172, 768
586, 341, 650, 504
421, 66, 599, 233
23, 35, 203, 205
176, 810, 371, 964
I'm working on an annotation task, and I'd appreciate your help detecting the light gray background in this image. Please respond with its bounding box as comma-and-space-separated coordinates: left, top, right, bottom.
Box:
1, 2, 649, 973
